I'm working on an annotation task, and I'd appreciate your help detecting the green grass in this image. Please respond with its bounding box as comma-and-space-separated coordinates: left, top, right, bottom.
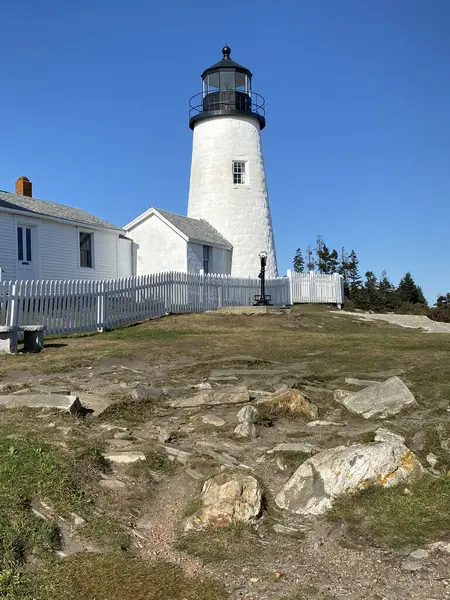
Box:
176, 522, 261, 564
0, 437, 105, 568
328, 475, 450, 547
80, 515, 131, 551
276, 451, 310, 474
7, 555, 228, 600
129, 449, 177, 477
421, 422, 450, 470
180, 498, 204, 519
98, 398, 159, 425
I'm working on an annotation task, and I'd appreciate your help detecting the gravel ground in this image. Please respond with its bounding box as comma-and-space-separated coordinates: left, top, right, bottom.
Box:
339, 311, 450, 333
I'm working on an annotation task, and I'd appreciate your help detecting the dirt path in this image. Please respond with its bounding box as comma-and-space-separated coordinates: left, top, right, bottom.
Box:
135, 471, 204, 575
339, 311, 450, 333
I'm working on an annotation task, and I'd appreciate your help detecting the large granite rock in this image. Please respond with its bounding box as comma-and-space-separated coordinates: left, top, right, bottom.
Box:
170, 386, 249, 408
185, 472, 262, 531
275, 440, 423, 515
334, 376, 416, 419
260, 389, 318, 419
234, 405, 258, 438
0, 394, 83, 414
132, 387, 164, 401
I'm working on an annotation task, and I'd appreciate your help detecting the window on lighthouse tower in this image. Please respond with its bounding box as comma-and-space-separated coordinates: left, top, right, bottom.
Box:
233, 161, 246, 185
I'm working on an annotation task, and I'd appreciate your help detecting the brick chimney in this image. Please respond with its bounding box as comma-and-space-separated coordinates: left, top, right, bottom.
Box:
15, 176, 32, 197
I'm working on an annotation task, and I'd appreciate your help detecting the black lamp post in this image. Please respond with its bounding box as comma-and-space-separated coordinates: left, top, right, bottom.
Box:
253, 251, 272, 306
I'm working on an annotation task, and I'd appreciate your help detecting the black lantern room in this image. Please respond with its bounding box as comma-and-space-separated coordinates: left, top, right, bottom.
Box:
189, 46, 265, 130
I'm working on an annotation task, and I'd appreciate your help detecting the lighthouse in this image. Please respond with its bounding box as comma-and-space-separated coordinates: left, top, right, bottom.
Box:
187, 46, 278, 278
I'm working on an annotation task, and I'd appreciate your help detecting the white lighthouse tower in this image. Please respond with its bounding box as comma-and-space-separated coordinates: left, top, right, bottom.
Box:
187, 46, 278, 278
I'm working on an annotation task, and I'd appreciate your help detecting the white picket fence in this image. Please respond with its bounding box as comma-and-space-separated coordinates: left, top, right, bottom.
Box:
0, 271, 343, 336
288, 271, 344, 305
0, 272, 290, 335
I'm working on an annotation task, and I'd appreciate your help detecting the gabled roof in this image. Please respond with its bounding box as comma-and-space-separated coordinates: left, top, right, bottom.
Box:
0, 191, 120, 231
125, 207, 232, 249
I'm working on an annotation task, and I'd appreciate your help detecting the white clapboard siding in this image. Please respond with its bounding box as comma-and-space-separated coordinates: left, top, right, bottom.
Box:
0, 272, 292, 335
287, 271, 344, 305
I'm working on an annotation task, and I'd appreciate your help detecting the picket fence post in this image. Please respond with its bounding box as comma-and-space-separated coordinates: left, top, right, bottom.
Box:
8, 282, 19, 328
96, 281, 108, 331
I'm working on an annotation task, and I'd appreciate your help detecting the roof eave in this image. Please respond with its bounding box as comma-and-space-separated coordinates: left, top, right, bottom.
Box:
189, 237, 232, 250
0, 205, 122, 232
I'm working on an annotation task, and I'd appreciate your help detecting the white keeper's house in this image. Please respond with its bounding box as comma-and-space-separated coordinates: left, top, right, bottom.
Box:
0, 46, 278, 282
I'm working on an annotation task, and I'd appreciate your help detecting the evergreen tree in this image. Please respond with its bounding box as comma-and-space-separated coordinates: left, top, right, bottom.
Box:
328, 249, 339, 274
306, 245, 315, 272
316, 236, 338, 274
377, 270, 400, 311
293, 248, 304, 273
338, 248, 350, 297
362, 271, 380, 310
397, 272, 427, 305
346, 250, 362, 298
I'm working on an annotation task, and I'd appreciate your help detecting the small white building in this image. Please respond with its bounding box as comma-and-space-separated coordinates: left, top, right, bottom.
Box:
0, 177, 134, 281
124, 207, 232, 275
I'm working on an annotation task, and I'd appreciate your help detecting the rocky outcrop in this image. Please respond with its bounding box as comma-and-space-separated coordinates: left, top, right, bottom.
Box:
234, 405, 258, 438
275, 439, 423, 516
185, 472, 262, 531
334, 376, 416, 419
170, 386, 249, 408
260, 389, 318, 419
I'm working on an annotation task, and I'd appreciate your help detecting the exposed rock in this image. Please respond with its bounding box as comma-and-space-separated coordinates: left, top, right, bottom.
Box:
185, 472, 262, 531
276, 456, 285, 471
114, 430, 132, 440
267, 442, 319, 456
260, 389, 318, 419
0, 393, 83, 414
234, 405, 258, 438
70, 513, 87, 528
428, 541, 450, 554
410, 430, 425, 451
132, 387, 164, 401
401, 558, 424, 572
409, 548, 429, 560
157, 426, 172, 443
102, 451, 146, 464
275, 440, 423, 516
191, 382, 212, 390
307, 420, 341, 428
426, 452, 438, 468
162, 445, 191, 463
344, 378, 380, 387
273, 523, 305, 535
99, 479, 126, 491
374, 428, 405, 444
334, 377, 416, 419
202, 414, 226, 427
170, 386, 249, 409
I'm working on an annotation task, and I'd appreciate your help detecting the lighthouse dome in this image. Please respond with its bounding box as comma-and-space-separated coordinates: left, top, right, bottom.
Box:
189, 46, 265, 130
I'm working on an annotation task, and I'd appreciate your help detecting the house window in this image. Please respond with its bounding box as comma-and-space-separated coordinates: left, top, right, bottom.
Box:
80, 232, 93, 268
17, 226, 32, 262
232, 161, 246, 185
203, 245, 211, 274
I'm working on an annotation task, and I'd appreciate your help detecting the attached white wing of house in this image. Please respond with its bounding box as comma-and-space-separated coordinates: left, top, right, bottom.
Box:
124, 207, 233, 275
0, 187, 133, 281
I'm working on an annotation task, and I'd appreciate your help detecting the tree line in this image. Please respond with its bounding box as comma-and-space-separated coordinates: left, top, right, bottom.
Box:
292, 236, 429, 313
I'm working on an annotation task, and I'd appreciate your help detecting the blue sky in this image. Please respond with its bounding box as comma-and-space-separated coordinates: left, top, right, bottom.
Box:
1, 0, 450, 301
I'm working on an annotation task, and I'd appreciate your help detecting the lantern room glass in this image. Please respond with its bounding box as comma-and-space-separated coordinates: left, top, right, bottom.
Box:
202, 71, 251, 96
